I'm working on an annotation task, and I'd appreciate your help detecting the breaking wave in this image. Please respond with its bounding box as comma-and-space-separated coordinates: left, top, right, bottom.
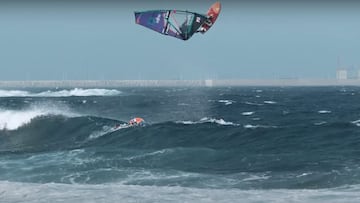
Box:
2, 181, 360, 203
2, 86, 360, 202
0, 88, 121, 97
0, 103, 79, 130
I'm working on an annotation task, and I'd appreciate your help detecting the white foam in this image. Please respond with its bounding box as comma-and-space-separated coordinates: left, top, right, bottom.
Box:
242, 112, 254, 116
0, 103, 79, 131
125, 149, 173, 162
318, 110, 331, 114
314, 121, 327, 126
177, 120, 197, 125
200, 117, 238, 126
176, 118, 240, 126
282, 111, 290, 115
0, 90, 29, 97
244, 102, 263, 106
1, 181, 360, 203
264, 101, 277, 104
351, 120, 360, 127
244, 124, 258, 129
88, 124, 131, 140
218, 100, 235, 105
177, 103, 190, 106
244, 124, 277, 129
0, 88, 121, 97
242, 174, 270, 181
296, 173, 312, 178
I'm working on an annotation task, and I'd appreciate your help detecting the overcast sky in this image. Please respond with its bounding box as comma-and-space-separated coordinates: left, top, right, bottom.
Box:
0, 0, 359, 80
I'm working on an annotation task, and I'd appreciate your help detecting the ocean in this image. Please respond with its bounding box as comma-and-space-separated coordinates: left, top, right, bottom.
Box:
1, 86, 360, 202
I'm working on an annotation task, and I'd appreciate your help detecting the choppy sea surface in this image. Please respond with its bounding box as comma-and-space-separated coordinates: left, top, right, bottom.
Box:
1, 86, 360, 203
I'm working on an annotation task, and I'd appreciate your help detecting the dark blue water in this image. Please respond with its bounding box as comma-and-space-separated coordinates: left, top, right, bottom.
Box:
1, 87, 360, 202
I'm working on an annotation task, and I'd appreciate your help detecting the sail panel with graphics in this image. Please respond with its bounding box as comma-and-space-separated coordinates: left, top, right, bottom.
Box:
135, 10, 208, 40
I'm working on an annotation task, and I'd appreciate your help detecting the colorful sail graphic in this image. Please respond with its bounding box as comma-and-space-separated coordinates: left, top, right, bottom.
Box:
134, 10, 207, 40
134, 11, 167, 34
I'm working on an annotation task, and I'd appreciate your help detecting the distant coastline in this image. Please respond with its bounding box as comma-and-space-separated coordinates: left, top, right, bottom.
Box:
1, 79, 360, 88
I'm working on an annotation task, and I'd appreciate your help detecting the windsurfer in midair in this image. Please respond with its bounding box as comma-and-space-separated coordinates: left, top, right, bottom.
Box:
197, 16, 213, 33
179, 21, 189, 40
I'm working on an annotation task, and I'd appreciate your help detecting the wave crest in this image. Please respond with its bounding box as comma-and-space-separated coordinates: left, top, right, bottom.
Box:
0, 104, 78, 130
0, 88, 121, 97
176, 117, 240, 126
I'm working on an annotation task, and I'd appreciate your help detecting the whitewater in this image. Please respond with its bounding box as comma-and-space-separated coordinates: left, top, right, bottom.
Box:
1, 87, 360, 202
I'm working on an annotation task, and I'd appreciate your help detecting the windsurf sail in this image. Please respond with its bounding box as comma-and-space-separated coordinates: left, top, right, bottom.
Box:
134, 10, 208, 40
